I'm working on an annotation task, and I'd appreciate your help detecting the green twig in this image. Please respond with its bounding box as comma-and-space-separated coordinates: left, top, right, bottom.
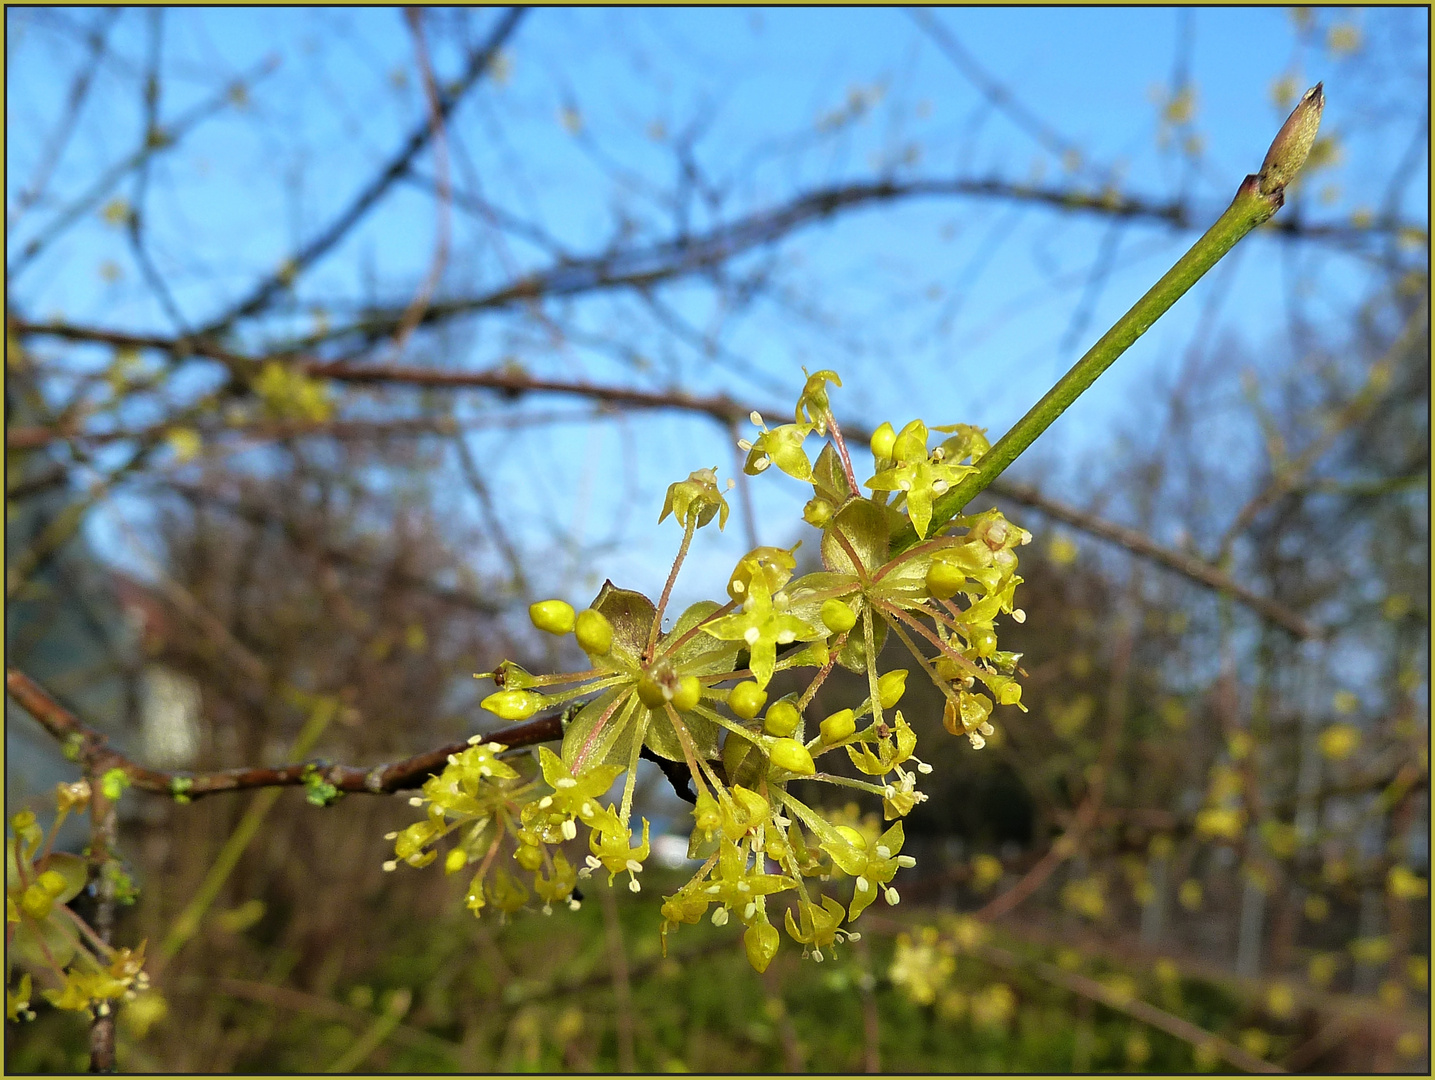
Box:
892, 85, 1324, 555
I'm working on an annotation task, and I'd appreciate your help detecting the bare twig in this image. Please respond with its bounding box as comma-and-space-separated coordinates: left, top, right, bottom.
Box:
198, 7, 525, 335
387, 9, 452, 359
9, 56, 282, 277
989, 480, 1321, 639
84, 764, 121, 1072
7, 667, 564, 802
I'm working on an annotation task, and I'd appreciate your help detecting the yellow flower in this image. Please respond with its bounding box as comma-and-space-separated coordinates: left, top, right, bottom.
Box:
888, 928, 954, 1005
1319, 722, 1359, 760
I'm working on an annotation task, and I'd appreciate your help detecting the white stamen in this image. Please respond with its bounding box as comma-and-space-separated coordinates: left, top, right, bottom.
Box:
629, 877, 642, 893
568, 898, 582, 911
917, 762, 933, 774
712, 907, 729, 926
626, 859, 643, 874
776, 630, 795, 644
478, 765, 491, 777
932, 480, 949, 495
382, 860, 397, 872
580, 802, 594, 817
875, 845, 891, 860
896, 855, 917, 868
587, 855, 603, 869
384, 831, 398, 840
737, 439, 753, 451
538, 796, 553, 809
468, 735, 483, 745
813, 949, 824, 963
856, 875, 870, 892
886, 887, 900, 905
706, 884, 723, 895
753, 456, 771, 472
750, 411, 764, 427
1011, 609, 1026, 623
409, 796, 424, 806
847, 932, 861, 942
745, 902, 757, 920
744, 627, 761, 646
737, 881, 751, 893
556, 777, 578, 789
561, 819, 577, 840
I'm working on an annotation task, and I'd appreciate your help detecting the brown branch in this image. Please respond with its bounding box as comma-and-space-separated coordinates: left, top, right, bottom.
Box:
196, 7, 525, 335
83, 758, 121, 1072
387, 9, 452, 359
7, 667, 563, 801
987, 480, 1322, 640
8, 321, 1321, 639
970, 940, 1286, 1074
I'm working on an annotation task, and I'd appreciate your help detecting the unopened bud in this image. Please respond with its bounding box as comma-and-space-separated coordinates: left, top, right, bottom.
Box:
575, 608, 614, 655
869, 421, 897, 460
878, 669, 908, 709
529, 599, 576, 635
670, 674, 703, 713
481, 689, 541, 721
819, 708, 856, 745
768, 737, 815, 776
727, 681, 768, 721
820, 598, 858, 634
1259, 83, 1324, 197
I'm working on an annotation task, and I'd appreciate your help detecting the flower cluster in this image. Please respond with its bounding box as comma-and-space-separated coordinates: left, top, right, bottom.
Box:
388, 369, 1030, 971
6, 786, 152, 1021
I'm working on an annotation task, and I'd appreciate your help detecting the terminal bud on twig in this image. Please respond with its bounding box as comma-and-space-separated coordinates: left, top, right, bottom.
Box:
1258, 82, 1324, 197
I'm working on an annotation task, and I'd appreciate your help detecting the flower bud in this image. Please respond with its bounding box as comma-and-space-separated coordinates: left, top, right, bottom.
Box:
481, 689, 541, 721
514, 844, 544, 872
727, 681, 768, 721
878, 669, 908, 709
37, 870, 68, 896
530, 599, 576, 635
19, 885, 54, 920
671, 675, 703, 713
820, 708, 856, 744
803, 497, 835, 528
767, 738, 815, 776
926, 560, 965, 600
693, 791, 722, 837
891, 419, 928, 463
574, 608, 613, 655
869, 422, 897, 461
763, 700, 801, 738
972, 630, 998, 658
1259, 83, 1325, 197
445, 848, 470, 875
637, 673, 668, 710
744, 915, 780, 973
820, 598, 858, 634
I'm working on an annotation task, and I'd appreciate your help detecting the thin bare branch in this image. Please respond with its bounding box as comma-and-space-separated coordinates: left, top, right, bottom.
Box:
7, 667, 564, 801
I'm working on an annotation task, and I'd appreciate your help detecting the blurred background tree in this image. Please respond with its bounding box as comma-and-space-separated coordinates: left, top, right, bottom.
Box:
6, 6, 1426, 1072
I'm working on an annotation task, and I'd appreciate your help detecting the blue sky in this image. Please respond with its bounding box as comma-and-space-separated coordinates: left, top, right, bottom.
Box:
6, 6, 1427, 613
